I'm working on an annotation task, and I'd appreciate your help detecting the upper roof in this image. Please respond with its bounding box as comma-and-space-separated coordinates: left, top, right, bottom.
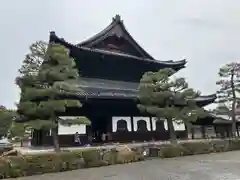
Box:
49, 31, 187, 70
77, 14, 154, 59
49, 15, 187, 81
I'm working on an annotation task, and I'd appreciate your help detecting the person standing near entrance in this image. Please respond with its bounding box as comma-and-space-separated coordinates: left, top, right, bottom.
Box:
74, 132, 81, 146
102, 133, 106, 143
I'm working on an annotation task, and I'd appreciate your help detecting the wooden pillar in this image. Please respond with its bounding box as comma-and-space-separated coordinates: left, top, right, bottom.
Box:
108, 116, 112, 133
31, 130, 37, 146
191, 126, 195, 139
185, 122, 192, 139
214, 125, 217, 138
149, 117, 154, 141
201, 126, 206, 139
130, 116, 134, 132
150, 117, 153, 131
237, 124, 240, 137
38, 130, 42, 146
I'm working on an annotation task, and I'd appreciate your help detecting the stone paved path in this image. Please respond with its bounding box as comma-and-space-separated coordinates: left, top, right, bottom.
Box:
8, 151, 240, 180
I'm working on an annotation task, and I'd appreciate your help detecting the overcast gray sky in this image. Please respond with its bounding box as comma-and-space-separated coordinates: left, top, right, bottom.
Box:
0, 0, 239, 109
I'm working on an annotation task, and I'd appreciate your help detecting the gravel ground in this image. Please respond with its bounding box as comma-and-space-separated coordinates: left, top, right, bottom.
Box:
7, 151, 240, 180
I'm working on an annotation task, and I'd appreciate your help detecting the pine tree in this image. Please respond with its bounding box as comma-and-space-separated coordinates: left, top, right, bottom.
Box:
0, 106, 15, 139
8, 123, 31, 147
137, 68, 205, 143
216, 62, 240, 137
16, 42, 90, 151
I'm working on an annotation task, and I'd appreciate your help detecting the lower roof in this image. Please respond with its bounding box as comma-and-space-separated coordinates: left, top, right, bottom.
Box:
210, 113, 240, 124
63, 77, 216, 106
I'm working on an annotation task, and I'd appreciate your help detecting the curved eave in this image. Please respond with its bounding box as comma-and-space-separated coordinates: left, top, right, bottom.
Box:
61, 78, 217, 106
63, 93, 217, 106
49, 31, 187, 69
209, 113, 240, 124
195, 94, 217, 107
195, 94, 217, 102
79, 46, 187, 67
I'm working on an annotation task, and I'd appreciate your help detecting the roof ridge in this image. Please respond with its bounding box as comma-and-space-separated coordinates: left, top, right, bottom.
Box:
76, 14, 154, 59
77, 18, 117, 47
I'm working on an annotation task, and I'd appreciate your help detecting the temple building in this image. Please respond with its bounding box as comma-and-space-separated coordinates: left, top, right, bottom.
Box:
31, 15, 218, 146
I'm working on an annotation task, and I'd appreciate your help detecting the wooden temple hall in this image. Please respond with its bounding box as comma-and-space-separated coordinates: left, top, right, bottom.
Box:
31, 15, 231, 146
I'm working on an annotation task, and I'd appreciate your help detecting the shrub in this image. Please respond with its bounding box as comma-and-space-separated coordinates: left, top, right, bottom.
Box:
81, 147, 143, 167
0, 151, 85, 178
4, 156, 28, 178
82, 149, 103, 167
211, 140, 229, 152
116, 150, 138, 163
115, 146, 144, 164
228, 139, 240, 150
1, 139, 240, 179
180, 141, 214, 155
0, 157, 10, 179
159, 144, 185, 158
24, 153, 62, 175
101, 149, 118, 165
147, 139, 240, 158
58, 151, 84, 170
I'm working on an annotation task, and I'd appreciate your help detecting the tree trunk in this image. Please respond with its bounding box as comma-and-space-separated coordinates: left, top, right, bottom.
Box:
231, 71, 237, 138
51, 127, 60, 152
166, 118, 177, 144
185, 122, 192, 139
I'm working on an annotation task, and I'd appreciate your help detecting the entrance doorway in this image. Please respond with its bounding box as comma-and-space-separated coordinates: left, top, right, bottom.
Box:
91, 115, 109, 143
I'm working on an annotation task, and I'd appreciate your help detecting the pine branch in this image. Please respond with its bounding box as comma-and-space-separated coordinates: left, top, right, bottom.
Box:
58, 117, 90, 126
138, 68, 202, 124
26, 120, 57, 129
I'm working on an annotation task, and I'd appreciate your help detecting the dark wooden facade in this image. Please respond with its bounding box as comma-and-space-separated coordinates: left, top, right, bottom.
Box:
31, 15, 219, 146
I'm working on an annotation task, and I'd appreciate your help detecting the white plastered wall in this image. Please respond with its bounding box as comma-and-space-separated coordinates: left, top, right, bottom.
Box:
205, 126, 215, 137
193, 125, 202, 138
58, 116, 86, 135
152, 117, 185, 131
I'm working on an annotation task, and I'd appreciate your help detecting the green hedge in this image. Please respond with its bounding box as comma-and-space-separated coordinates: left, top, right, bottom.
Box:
148, 139, 240, 158
0, 152, 85, 178
0, 147, 143, 179
1, 139, 240, 179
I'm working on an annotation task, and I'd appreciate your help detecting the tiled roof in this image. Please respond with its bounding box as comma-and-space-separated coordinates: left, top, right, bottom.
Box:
64, 78, 216, 104
49, 31, 187, 68
79, 46, 187, 66
209, 113, 240, 124
77, 14, 154, 59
